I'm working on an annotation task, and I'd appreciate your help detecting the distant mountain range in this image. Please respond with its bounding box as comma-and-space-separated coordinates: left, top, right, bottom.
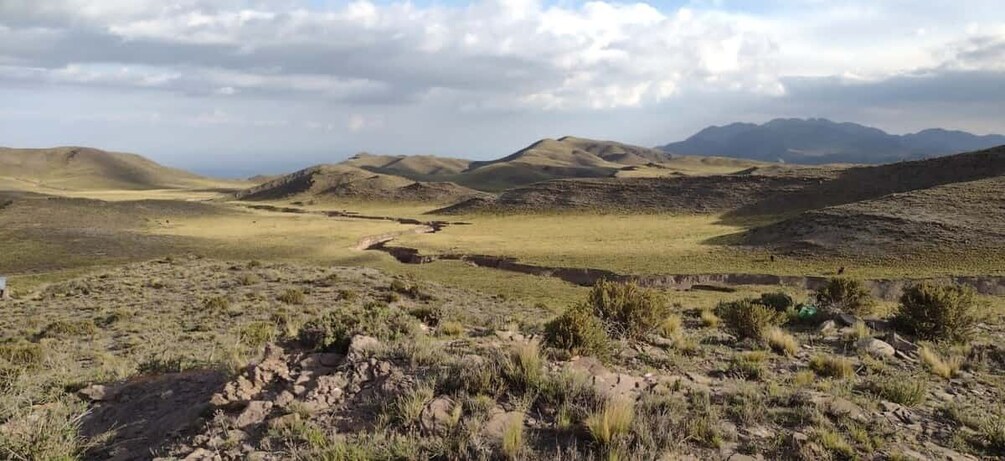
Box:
659, 118, 1005, 164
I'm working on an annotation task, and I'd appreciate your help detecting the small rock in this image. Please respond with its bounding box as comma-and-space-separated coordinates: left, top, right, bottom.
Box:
482, 411, 523, 441
817, 320, 838, 334
235, 400, 273, 428
78, 384, 119, 402
420, 396, 458, 435
857, 338, 896, 358
885, 332, 918, 353
837, 313, 858, 327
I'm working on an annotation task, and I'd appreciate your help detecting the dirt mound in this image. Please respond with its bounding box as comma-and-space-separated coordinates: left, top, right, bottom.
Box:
234, 164, 487, 203
0, 146, 230, 191
742, 175, 1005, 254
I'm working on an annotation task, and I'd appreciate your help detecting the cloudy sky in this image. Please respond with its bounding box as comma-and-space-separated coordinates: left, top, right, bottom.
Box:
1, 0, 1003, 175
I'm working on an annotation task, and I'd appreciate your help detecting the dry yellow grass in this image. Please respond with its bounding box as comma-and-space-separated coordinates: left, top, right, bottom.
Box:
585, 397, 635, 446
765, 327, 799, 355
919, 347, 963, 379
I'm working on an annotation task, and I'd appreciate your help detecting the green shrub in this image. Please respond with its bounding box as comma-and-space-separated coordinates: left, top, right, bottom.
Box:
544, 304, 611, 357
814, 278, 876, 316
298, 302, 415, 353
894, 283, 978, 343
584, 279, 670, 340
716, 299, 786, 340
758, 292, 794, 311
277, 288, 306, 305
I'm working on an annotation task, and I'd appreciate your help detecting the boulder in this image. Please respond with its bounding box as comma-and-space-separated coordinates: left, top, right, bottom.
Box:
836, 313, 858, 327
857, 338, 896, 358
346, 335, 381, 362
235, 400, 273, 428
884, 332, 918, 353
420, 396, 458, 435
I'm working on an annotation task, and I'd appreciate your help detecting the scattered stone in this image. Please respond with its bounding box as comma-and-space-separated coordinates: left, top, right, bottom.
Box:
857, 338, 896, 358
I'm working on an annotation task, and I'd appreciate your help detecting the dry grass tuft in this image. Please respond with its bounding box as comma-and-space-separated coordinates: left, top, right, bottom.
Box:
919, 346, 963, 379
765, 327, 799, 355
809, 354, 855, 379
585, 397, 636, 446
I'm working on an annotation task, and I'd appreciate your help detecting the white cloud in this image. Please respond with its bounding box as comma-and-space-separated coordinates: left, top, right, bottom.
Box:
0, 0, 1002, 166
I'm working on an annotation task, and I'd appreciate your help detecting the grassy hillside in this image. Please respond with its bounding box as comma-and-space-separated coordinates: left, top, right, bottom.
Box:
0, 146, 234, 191
343, 153, 472, 181
233, 164, 489, 204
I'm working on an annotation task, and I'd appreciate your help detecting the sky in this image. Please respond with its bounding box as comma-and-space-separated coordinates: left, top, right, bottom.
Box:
0, 0, 1003, 176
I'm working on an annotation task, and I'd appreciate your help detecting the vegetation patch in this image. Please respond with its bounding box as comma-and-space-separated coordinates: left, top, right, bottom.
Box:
895, 283, 979, 343
814, 278, 877, 317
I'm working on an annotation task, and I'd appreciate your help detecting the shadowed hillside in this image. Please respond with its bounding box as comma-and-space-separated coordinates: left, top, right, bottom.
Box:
0, 146, 232, 191
234, 164, 489, 203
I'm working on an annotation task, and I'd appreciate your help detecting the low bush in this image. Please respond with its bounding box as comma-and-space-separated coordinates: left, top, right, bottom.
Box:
277, 288, 306, 305
758, 292, 794, 311
865, 376, 927, 406
716, 299, 786, 340
543, 304, 611, 358
585, 280, 670, 340
408, 306, 443, 327
814, 278, 876, 316
240, 321, 278, 347
298, 302, 416, 353
894, 283, 978, 343
202, 296, 230, 311
0, 343, 45, 368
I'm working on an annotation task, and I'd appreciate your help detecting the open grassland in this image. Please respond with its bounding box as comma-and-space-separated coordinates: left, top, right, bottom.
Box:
402, 211, 1005, 279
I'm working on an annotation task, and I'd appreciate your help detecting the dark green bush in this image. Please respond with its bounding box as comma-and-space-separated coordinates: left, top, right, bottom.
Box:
544, 304, 611, 358
894, 283, 979, 343
585, 279, 670, 340
757, 292, 794, 311
814, 278, 876, 316
298, 302, 416, 353
716, 299, 786, 340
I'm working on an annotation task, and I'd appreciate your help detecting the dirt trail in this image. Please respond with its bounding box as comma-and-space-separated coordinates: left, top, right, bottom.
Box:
243, 203, 1005, 300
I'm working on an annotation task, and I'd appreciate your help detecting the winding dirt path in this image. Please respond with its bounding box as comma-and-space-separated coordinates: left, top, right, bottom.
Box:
242, 203, 1005, 300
